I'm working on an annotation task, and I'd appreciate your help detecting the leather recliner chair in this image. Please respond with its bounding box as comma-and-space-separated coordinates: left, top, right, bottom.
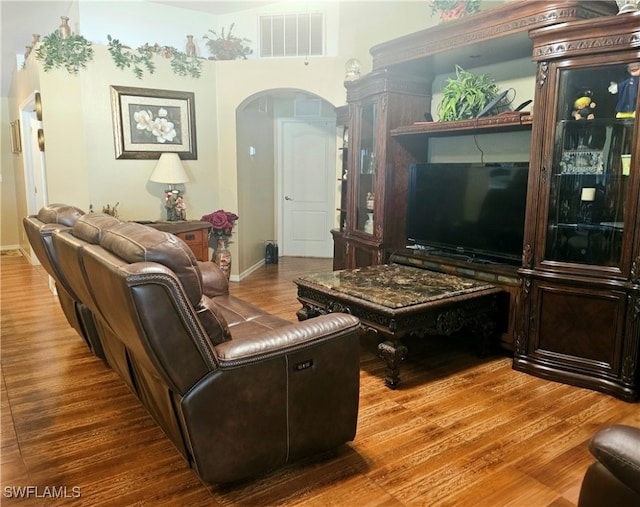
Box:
578, 425, 640, 507
53, 215, 361, 484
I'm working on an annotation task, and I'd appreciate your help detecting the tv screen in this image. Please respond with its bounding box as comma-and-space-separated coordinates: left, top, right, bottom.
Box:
406, 162, 528, 265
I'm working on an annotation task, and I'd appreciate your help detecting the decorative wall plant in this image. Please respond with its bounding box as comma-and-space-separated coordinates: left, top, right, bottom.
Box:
107, 35, 202, 79
203, 24, 252, 60
35, 30, 94, 74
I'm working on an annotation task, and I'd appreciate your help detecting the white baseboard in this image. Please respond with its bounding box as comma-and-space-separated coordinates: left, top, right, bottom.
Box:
234, 258, 266, 282
0, 244, 21, 252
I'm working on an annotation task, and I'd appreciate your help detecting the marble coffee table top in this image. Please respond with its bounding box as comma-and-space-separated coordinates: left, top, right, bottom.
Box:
297, 264, 495, 309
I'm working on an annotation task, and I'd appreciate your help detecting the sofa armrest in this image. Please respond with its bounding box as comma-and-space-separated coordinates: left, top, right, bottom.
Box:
198, 261, 229, 297
213, 313, 360, 365
589, 425, 640, 494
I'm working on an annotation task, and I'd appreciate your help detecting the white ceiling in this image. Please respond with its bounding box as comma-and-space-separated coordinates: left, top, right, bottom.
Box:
1, 1, 73, 96
0, 0, 272, 97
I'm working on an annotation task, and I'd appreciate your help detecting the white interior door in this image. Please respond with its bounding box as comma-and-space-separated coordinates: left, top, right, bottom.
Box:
280, 119, 336, 257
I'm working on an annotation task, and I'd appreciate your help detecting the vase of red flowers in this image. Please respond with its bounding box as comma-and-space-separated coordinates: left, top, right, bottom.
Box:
201, 209, 239, 279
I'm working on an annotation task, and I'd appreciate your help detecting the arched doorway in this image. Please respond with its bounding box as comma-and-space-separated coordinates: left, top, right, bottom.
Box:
236, 89, 339, 274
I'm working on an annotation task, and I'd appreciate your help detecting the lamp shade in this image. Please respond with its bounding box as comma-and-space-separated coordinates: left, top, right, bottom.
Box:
149, 153, 189, 184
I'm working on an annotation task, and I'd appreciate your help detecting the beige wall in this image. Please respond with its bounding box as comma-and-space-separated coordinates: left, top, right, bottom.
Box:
1, 0, 512, 273
236, 99, 276, 273
1, 97, 20, 249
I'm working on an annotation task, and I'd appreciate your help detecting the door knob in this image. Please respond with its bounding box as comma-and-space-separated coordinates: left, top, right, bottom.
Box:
285, 195, 293, 201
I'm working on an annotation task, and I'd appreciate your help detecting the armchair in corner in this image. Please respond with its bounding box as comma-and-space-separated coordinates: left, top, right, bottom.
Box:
578, 424, 640, 507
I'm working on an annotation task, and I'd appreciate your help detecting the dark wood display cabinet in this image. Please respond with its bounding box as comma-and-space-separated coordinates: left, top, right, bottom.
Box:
333, 0, 616, 349
332, 105, 349, 271
514, 13, 640, 401
339, 70, 431, 269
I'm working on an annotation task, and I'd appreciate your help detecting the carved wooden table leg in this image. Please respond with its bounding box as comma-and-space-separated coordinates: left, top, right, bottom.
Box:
469, 313, 497, 356
378, 340, 408, 389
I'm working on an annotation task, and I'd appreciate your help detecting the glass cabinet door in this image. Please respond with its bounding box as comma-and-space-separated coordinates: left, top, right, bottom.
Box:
544, 63, 635, 268
355, 102, 377, 235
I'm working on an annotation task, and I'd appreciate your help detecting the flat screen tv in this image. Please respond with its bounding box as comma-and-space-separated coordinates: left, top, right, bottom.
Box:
406, 162, 529, 265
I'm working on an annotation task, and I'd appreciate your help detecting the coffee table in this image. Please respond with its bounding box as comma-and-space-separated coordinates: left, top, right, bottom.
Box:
294, 264, 503, 389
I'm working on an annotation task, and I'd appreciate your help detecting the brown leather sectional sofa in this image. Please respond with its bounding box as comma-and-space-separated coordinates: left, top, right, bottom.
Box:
25, 205, 639, 498
24, 204, 361, 484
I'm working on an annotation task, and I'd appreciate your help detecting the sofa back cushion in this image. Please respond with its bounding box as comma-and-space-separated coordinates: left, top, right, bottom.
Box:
37, 203, 85, 227
99, 223, 232, 346
100, 222, 203, 306
72, 213, 122, 244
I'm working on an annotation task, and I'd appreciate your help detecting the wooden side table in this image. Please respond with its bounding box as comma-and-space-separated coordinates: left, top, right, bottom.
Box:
144, 221, 212, 262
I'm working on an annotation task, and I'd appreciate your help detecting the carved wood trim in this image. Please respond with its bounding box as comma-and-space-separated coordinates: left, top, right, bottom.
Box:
631, 256, 640, 285
622, 354, 636, 385
370, 1, 616, 70
345, 71, 430, 103
537, 61, 549, 89
522, 244, 533, 269
391, 113, 532, 137
514, 275, 531, 356
533, 32, 640, 61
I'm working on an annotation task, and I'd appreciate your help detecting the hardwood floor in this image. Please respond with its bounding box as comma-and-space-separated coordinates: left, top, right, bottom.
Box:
1, 255, 638, 506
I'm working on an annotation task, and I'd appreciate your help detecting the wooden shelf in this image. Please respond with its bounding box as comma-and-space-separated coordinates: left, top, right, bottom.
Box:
391, 112, 533, 138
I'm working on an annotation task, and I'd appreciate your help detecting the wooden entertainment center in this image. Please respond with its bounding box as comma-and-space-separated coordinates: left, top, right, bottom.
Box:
332, 1, 640, 401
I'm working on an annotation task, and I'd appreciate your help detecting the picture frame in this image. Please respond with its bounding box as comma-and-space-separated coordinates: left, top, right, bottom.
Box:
110, 85, 197, 160
10, 120, 21, 154
560, 149, 603, 174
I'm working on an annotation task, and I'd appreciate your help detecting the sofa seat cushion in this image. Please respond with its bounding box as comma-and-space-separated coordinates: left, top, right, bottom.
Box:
211, 295, 291, 330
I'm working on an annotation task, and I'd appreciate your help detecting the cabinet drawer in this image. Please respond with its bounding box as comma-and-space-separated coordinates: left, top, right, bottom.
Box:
174, 229, 209, 262
175, 229, 205, 245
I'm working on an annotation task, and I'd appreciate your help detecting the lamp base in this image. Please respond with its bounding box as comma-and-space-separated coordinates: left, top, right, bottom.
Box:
164, 189, 186, 221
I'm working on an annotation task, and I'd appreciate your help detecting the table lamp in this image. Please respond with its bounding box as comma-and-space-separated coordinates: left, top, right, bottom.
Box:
150, 153, 189, 221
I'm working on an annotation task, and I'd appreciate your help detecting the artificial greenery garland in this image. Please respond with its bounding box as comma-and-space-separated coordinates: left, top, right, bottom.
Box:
107, 35, 202, 79
34, 28, 201, 79
35, 30, 94, 74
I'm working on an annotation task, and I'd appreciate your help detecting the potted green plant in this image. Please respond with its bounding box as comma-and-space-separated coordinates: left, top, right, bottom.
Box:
35, 29, 94, 74
203, 23, 252, 60
437, 65, 501, 121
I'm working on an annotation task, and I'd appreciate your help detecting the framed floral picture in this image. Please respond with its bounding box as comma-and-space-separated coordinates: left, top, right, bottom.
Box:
110, 85, 197, 159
